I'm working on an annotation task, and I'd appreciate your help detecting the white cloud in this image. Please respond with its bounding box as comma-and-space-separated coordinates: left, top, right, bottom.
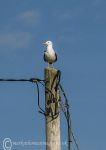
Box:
0, 10, 40, 49
0, 10, 39, 50
0, 31, 34, 50
59, 6, 83, 21
16, 10, 40, 26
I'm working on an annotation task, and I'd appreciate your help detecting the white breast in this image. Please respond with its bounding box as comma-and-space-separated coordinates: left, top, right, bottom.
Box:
44, 51, 56, 63
44, 44, 57, 64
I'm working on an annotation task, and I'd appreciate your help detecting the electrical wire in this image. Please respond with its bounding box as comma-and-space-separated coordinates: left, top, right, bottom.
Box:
59, 83, 80, 150
59, 86, 72, 150
0, 73, 80, 150
35, 81, 45, 115
0, 77, 46, 115
0, 78, 44, 82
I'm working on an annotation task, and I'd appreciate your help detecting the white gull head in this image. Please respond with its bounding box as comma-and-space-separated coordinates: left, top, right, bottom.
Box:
43, 40, 53, 47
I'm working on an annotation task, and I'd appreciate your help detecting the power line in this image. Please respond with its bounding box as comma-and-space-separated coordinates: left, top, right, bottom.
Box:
0, 77, 46, 115
59, 83, 80, 150
35, 81, 45, 115
0, 72, 80, 150
0, 78, 44, 82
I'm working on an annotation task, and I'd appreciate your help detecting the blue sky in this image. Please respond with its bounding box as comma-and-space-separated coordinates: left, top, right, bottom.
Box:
0, 0, 106, 149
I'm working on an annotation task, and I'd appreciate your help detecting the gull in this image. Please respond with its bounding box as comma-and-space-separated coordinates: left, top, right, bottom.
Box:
43, 40, 57, 67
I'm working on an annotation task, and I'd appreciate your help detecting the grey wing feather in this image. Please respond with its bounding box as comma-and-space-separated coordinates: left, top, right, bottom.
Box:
43, 51, 47, 62
55, 52, 57, 62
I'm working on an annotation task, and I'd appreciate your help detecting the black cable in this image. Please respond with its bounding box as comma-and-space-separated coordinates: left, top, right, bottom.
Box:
0, 79, 30, 82
33, 80, 58, 117
38, 81, 59, 118
0, 77, 46, 115
0, 78, 44, 82
59, 85, 72, 150
0, 74, 80, 150
35, 81, 45, 115
51, 70, 61, 91
71, 131, 80, 150
38, 80, 56, 105
59, 84, 80, 150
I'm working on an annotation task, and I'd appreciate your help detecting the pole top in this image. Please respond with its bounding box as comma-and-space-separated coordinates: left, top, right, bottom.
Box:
45, 67, 57, 72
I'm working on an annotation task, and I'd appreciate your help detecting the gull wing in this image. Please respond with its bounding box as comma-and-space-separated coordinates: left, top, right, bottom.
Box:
55, 52, 57, 62
43, 51, 47, 62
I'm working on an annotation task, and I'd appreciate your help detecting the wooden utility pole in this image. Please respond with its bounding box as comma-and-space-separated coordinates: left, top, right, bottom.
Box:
45, 67, 61, 150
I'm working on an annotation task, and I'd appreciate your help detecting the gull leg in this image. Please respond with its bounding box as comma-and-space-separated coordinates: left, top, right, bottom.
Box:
51, 63, 54, 68
48, 63, 50, 68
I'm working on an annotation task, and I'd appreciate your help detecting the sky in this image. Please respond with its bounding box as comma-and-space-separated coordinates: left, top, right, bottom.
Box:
0, 0, 106, 149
